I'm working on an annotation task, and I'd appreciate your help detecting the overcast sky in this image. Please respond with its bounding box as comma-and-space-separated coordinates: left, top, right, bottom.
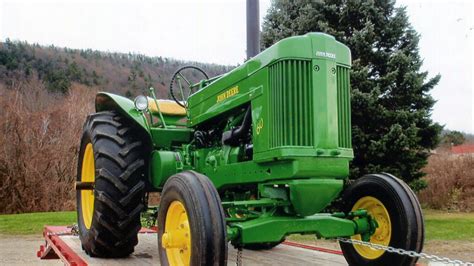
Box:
1, 0, 473, 133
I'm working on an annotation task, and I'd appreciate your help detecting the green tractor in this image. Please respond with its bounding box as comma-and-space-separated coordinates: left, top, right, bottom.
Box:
75, 5, 424, 266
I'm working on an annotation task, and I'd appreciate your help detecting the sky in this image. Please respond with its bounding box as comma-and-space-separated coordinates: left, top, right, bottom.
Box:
0, 0, 473, 133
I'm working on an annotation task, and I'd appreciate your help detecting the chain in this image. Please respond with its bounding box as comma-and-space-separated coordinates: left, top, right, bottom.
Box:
236, 247, 243, 266
46, 224, 79, 237
338, 237, 474, 266
70, 224, 79, 236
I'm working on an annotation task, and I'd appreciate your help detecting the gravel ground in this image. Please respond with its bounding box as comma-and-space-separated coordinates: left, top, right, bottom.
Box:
0, 235, 61, 265
423, 240, 474, 263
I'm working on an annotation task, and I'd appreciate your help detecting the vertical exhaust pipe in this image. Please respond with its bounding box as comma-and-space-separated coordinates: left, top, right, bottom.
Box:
246, 0, 260, 59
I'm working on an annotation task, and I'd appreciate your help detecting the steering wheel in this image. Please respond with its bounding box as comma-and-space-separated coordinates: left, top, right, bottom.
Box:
169, 66, 209, 108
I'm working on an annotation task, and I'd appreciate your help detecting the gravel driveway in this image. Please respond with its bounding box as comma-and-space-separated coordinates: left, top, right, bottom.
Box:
0, 235, 61, 265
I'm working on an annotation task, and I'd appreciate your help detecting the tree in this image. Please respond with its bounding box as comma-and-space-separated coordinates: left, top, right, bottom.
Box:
262, 0, 442, 187
66, 61, 82, 82
45, 69, 71, 93
442, 131, 465, 146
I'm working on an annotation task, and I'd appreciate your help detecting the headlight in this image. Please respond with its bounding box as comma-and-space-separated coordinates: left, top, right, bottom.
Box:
134, 95, 148, 111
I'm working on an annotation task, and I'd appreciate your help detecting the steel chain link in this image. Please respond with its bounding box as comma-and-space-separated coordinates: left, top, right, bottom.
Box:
70, 224, 79, 236
236, 247, 243, 266
46, 224, 79, 237
338, 237, 474, 266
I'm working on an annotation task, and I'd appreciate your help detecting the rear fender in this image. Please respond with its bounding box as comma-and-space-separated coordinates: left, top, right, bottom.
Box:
95, 92, 151, 139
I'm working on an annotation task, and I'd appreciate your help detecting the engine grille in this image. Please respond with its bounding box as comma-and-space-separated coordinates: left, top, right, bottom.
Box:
268, 59, 314, 148
336, 65, 352, 148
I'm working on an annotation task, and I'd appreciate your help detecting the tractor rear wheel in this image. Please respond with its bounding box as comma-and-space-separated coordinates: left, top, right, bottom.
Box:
339, 173, 424, 266
158, 171, 227, 266
76, 111, 149, 257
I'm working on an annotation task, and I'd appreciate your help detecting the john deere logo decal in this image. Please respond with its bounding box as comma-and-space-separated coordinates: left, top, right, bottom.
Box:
217, 86, 239, 102
316, 51, 336, 59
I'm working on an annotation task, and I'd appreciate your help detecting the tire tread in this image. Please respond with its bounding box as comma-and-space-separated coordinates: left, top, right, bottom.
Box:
339, 173, 424, 266
76, 111, 149, 258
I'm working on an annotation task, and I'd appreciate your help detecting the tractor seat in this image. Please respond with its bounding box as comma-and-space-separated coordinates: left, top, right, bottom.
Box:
148, 98, 187, 116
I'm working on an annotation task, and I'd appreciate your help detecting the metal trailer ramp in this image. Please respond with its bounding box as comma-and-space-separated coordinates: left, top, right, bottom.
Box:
37, 226, 347, 265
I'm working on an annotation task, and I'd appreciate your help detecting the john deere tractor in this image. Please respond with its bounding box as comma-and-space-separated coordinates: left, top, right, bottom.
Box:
76, 4, 424, 266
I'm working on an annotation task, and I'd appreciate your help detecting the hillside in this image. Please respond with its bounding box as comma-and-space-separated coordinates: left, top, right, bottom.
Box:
0, 39, 233, 97
0, 40, 233, 214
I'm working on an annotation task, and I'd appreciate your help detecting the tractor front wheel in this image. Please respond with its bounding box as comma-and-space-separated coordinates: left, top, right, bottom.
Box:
158, 171, 227, 266
76, 111, 149, 257
339, 173, 424, 266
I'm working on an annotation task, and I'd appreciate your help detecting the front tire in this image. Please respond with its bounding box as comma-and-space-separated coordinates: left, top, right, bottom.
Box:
339, 173, 424, 266
76, 111, 149, 257
158, 171, 227, 266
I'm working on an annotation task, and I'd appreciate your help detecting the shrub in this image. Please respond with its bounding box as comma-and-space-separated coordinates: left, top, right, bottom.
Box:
417, 153, 474, 211
0, 80, 95, 213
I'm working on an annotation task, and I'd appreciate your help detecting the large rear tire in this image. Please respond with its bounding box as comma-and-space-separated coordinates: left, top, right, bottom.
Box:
339, 173, 424, 266
158, 171, 227, 266
76, 111, 149, 257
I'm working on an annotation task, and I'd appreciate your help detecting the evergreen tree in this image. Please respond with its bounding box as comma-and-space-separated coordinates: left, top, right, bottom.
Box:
262, 0, 441, 187
442, 131, 465, 146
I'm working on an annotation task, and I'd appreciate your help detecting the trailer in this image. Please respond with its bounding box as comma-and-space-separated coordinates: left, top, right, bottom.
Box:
37, 225, 351, 265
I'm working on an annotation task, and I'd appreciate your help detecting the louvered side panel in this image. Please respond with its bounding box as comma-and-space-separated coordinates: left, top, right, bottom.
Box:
268, 60, 313, 148
336, 66, 352, 148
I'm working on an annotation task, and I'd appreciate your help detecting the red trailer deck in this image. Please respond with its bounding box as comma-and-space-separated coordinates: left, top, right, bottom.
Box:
37, 226, 350, 265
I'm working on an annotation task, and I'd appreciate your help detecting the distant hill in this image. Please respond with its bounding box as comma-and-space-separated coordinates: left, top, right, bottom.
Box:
0, 39, 233, 98
0, 40, 234, 214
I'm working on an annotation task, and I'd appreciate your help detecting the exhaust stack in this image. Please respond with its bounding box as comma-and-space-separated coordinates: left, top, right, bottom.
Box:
246, 0, 260, 59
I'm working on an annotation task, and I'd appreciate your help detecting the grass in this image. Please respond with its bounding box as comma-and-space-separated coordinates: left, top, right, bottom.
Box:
0, 211, 76, 235
0, 209, 473, 241
423, 209, 474, 241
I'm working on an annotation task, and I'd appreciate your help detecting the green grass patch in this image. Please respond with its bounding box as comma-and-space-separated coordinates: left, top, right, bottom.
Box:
0, 211, 76, 235
423, 209, 474, 241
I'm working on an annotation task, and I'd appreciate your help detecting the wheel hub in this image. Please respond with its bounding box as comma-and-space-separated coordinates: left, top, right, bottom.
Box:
163, 201, 191, 265
351, 196, 392, 260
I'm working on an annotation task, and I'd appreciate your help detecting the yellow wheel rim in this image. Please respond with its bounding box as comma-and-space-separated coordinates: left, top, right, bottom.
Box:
81, 143, 95, 229
351, 196, 392, 260
162, 201, 191, 266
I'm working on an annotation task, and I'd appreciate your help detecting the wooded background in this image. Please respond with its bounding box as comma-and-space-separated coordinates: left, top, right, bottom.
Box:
1, 0, 473, 213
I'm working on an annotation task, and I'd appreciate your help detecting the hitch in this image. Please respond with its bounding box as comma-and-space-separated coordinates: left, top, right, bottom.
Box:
350, 210, 378, 242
